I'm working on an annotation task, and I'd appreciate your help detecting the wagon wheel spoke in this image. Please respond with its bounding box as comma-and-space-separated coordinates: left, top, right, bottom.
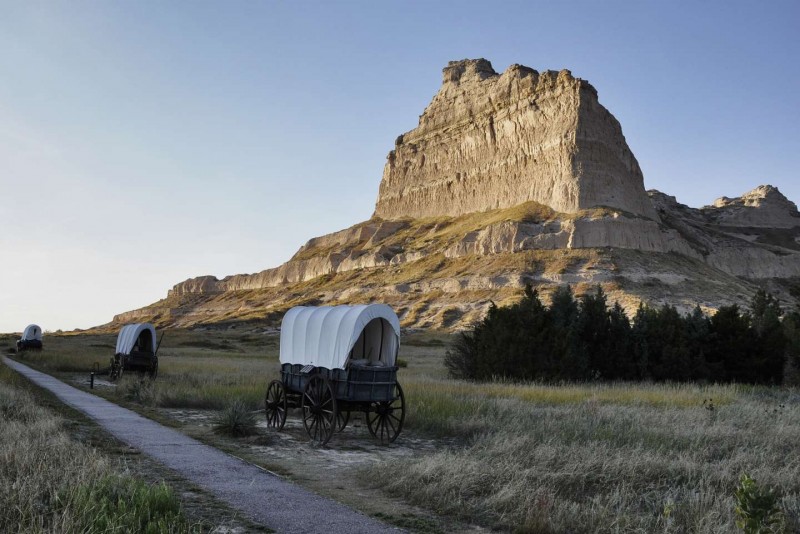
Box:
302, 374, 337, 446
366, 407, 378, 437
303, 410, 316, 426
367, 383, 405, 444
385, 413, 398, 436
312, 417, 320, 442
335, 409, 350, 432
320, 414, 331, 433
265, 380, 288, 430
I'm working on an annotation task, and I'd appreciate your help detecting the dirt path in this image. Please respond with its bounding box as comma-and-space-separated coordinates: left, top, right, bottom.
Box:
3, 357, 397, 534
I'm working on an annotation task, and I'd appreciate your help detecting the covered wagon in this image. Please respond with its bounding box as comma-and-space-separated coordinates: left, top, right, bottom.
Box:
16, 324, 43, 352
110, 323, 161, 380
264, 304, 406, 446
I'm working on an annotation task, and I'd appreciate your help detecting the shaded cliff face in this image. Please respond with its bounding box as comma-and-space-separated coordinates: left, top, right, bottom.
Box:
651, 186, 800, 279
373, 59, 658, 220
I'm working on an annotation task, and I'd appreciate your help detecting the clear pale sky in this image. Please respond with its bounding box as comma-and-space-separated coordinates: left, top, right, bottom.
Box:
1, 1, 798, 333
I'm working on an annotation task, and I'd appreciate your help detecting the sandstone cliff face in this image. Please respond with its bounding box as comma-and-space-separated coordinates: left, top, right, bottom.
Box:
159, 183, 799, 305
166, 206, 692, 299
373, 59, 658, 221
705, 185, 800, 228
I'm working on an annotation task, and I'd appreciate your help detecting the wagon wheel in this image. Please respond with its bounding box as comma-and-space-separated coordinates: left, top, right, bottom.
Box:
109, 355, 123, 381
335, 409, 350, 432
301, 374, 337, 446
264, 380, 288, 430
366, 383, 405, 444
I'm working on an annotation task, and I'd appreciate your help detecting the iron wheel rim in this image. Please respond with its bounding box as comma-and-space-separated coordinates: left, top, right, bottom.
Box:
366, 383, 405, 444
264, 380, 288, 430
301, 375, 337, 446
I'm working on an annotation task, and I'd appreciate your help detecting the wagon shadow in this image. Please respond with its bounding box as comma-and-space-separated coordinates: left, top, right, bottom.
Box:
167, 406, 440, 470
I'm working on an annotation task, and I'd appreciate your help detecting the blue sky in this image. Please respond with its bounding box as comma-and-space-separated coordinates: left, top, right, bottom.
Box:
1, 0, 798, 332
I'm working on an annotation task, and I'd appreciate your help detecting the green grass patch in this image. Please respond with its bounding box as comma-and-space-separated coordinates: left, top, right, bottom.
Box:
63, 475, 196, 534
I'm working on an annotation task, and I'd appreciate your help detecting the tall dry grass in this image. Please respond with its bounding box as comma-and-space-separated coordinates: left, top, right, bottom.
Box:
364, 377, 800, 532
16, 331, 279, 411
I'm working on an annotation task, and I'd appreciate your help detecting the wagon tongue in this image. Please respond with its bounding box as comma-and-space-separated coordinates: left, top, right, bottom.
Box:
154, 332, 166, 357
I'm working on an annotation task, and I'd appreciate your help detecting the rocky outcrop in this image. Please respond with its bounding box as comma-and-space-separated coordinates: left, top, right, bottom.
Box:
373, 59, 658, 221
705, 185, 800, 228
109, 59, 800, 331
441, 215, 699, 258
167, 205, 692, 298
651, 186, 800, 279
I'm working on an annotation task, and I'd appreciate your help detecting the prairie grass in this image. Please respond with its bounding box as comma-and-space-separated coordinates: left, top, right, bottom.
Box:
0, 363, 195, 533
367, 375, 800, 532
17, 331, 278, 411
403, 378, 740, 434
61, 475, 191, 534
120, 375, 161, 406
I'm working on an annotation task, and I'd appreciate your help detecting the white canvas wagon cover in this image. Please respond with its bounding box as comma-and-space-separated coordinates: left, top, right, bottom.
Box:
279, 304, 400, 370
22, 324, 42, 341
115, 323, 156, 355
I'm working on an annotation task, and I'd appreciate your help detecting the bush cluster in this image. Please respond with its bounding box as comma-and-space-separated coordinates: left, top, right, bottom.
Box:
446, 286, 800, 384
212, 399, 258, 437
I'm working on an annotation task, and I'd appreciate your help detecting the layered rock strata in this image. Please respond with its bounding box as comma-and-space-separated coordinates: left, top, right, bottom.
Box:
651, 186, 800, 279
373, 59, 658, 220
162, 183, 798, 303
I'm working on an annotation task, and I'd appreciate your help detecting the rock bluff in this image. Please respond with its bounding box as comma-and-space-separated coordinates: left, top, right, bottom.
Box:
373, 59, 658, 220
109, 59, 800, 330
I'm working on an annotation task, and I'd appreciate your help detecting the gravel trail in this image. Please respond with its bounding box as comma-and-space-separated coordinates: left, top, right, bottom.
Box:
3, 357, 397, 534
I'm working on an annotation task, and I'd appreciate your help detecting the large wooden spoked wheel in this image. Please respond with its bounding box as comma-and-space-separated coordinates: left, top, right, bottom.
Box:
264, 379, 288, 430
301, 374, 337, 446
367, 383, 405, 444
109, 355, 123, 382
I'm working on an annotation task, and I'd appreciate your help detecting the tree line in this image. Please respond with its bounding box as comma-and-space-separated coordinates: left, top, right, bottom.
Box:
445, 286, 800, 384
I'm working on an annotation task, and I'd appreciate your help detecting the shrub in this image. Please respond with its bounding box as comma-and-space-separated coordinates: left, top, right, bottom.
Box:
444, 331, 480, 380
212, 399, 258, 437
734, 474, 784, 533
121, 377, 160, 406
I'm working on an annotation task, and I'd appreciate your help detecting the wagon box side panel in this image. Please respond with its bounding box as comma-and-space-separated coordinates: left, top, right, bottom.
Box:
346, 365, 398, 402
281, 363, 310, 393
